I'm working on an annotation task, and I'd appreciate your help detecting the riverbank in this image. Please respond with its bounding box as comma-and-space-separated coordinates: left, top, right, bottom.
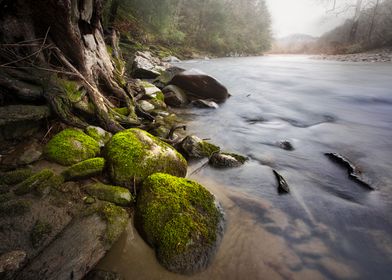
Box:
314, 48, 392, 63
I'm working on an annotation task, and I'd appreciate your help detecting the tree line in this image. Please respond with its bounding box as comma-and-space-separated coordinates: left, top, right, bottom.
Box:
103, 0, 272, 55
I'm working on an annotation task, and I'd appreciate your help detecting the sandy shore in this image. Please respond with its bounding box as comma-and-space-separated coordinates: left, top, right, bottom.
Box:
314, 48, 392, 63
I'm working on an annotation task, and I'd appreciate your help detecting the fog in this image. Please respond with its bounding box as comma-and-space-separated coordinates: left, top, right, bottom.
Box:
266, 0, 348, 38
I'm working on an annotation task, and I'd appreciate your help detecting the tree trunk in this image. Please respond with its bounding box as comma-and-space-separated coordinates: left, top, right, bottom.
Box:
349, 0, 363, 43
0, 0, 140, 133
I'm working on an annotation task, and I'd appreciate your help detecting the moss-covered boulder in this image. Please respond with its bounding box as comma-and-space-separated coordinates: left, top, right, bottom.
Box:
84, 183, 133, 206
44, 129, 100, 166
61, 158, 105, 181
14, 169, 64, 196
105, 129, 187, 187
136, 173, 224, 274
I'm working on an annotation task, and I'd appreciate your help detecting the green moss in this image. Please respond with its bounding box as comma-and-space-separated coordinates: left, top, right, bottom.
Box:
0, 199, 31, 217
44, 128, 100, 166
35, 174, 64, 196
0, 185, 10, 194
99, 202, 129, 245
84, 182, 133, 206
58, 79, 84, 103
113, 107, 130, 116
30, 220, 52, 249
62, 158, 105, 181
105, 128, 187, 187
198, 141, 220, 158
137, 173, 222, 262
221, 152, 248, 164
0, 168, 33, 185
14, 169, 55, 195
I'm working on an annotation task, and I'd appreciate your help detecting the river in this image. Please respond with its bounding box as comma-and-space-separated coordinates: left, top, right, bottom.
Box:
98, 55, 392, 279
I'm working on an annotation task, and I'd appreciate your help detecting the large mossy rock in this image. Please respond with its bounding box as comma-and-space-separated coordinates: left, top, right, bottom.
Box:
136, 173, 224, 274
105, 129, 187, 187
61, 158, 105, 181
44, 129, 100, 166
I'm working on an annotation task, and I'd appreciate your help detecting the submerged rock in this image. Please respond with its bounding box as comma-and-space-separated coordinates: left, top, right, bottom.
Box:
273, 170, 290, 194
209, 152, 247, 168
278, 140, 294, 151
178, 136, 220, 159
84, 183, 133, 206
170, 69, 229, 103
325, 153, 374, 190
44, 129, 100, 166
61, 158, 105, 181
136, 173, 224, 274
191, 99, 219, 109
105, 128, 187, 187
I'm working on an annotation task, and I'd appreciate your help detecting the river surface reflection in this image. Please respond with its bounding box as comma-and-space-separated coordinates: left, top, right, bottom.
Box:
98, 55, 392, 279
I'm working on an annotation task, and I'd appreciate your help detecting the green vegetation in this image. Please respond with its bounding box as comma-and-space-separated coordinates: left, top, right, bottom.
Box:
62, 158, 105, 181
84, 182, 133, 206
44, 128, 100, 166
136, 173, 223, 272
30, 220, 52, 249
85, 126, 112, 146
105, 128, 187, 187
0, 167, 34, 185
98, 202, 129, 245
14, 169, 55, 196
103, 0, 272, 56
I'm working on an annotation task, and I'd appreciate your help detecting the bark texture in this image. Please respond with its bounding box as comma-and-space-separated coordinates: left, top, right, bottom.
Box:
0, 0, 140, 132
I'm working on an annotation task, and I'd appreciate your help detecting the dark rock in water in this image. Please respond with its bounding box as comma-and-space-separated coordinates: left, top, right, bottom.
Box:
131, 51, 165, 79
209, 152, 247, 168
135, 173, 224, 274
273, 170, 290, 194
177, 135, 220, 159
278, 140, 294, 151
191, 99, 219, 109
325, 153, 374, 190
162, 85, 189, 107
170, 69, 229, 103
84, 269, 123, 280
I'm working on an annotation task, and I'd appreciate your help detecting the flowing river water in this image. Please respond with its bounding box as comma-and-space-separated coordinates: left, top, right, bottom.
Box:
98, 55, 392, 279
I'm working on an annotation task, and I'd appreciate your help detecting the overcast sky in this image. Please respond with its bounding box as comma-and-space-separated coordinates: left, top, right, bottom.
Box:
265, 0, 347, 38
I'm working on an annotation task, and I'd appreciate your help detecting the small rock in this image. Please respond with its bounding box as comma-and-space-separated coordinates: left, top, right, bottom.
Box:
0, 250, 26, 273
273, 170, 290, 194
1, 140, 43, 168
177, 135, 220, 159
84, 183, 133, 206
162, 56, 181, 63
132, 51, 165, 79
278, 140, 294, 151
162, 85, 189, 107
61, 158, 105, 181
209, 152, 247, 168
138, 100, 155, 112
191, 99, 219, 109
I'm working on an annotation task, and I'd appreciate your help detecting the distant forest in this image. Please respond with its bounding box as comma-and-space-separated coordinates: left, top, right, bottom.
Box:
103, 0, 272, 56
271, 0, 392, 54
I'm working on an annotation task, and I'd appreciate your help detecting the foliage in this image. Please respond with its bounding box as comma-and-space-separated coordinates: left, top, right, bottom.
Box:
103, 0, 272, 55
